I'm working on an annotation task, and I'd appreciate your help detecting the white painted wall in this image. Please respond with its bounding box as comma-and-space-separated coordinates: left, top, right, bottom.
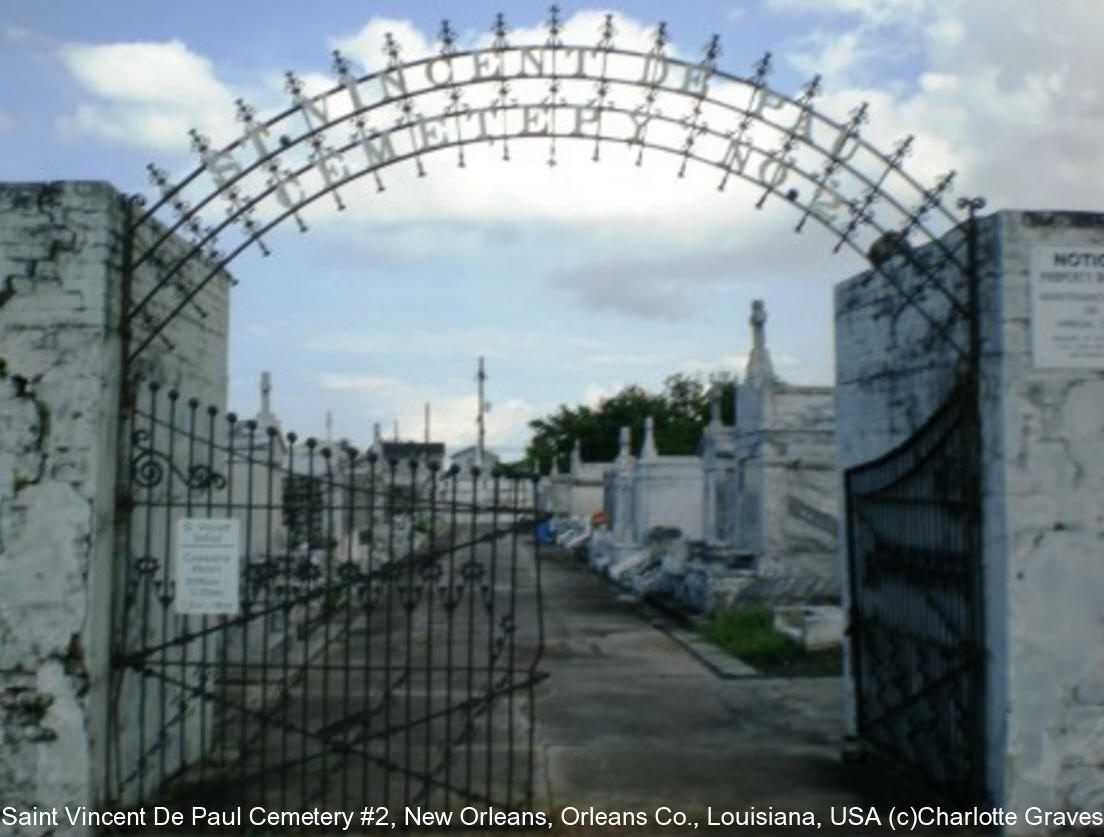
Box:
835, 210, 1104, 824
0, 181, 232, 831
734, 379, 838, 583
630, 456, 703, 542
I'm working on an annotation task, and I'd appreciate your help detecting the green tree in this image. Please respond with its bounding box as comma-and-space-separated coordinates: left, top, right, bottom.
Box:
524, 372, 736, 474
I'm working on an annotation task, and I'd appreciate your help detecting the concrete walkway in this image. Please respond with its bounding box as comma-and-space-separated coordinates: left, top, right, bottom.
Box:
523, 546, 991, 835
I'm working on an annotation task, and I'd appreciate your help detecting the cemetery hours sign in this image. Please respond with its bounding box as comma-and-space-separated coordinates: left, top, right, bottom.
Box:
1031, 247, 1104, 369
175, 518, 241, 615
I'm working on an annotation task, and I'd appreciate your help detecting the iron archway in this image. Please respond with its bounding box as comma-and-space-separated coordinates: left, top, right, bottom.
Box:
111, 8, 989, 815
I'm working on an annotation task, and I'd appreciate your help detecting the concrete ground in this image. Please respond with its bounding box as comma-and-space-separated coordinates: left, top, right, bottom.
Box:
515, 545, 992, 836
133, 539, 994, 835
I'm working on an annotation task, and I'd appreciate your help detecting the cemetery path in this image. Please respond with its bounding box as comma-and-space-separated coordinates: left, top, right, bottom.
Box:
521, 545, 993, 836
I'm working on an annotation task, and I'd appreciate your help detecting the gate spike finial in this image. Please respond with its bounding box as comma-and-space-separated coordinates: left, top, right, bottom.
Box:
956, 196, 985, 213
752, 51, 772, 87
704, 33, 721, 66
848, 101, 870, 132
800, 74, 822, 105
383, 32, 401, 67
188, 128, 210, 155
651, 22, 669, 55
147, 163, 171, 195
933, 170, 957, 200
234, 98, 257, 126
546, 5, 563, 47
438, 19, 457, 55
890, 134, 914, 168
284, 70, 303, 97
598, 14, 616, 50
332, 49, 352, 78
492, 13, 509, 49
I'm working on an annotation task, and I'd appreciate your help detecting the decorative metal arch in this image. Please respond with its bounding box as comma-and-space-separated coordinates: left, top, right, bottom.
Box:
124, 9, 981, 373
113, 9, 994, 810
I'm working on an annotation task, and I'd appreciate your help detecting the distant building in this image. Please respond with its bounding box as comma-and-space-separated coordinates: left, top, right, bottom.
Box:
450, 445, 499, 473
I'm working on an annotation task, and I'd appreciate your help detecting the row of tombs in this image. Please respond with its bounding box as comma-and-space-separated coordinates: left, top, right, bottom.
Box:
210, 299, 836, 636
543, 300, 842, 629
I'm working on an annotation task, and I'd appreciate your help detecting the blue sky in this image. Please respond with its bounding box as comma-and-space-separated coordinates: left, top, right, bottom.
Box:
3, 1, 1103, 459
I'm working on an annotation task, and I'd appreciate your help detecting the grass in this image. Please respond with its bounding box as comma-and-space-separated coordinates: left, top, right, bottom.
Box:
699, 602, 842, 677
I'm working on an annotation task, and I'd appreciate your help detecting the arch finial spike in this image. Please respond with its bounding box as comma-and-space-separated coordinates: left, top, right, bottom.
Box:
383, 32, 401, 66
492, 13, 509, 49
597, 13, 616, 50
891, 134, 915, 167
187, 129, 209, 155
801, 74, 822, 104
147, 163, 170, 191
704, 33, 721, 65
546, 6, 563, 47
849, 101, 870, 132
234, 98, 256, 125
284, 70, 303, 97
332, 48, 351, 77
438, 19, 456, 55
752, 51, 772, 87
650, 21, 669, 55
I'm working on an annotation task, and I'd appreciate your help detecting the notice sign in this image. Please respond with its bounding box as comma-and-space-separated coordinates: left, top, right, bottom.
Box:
175, 518, 241, 615
1031, 246, 1104, 368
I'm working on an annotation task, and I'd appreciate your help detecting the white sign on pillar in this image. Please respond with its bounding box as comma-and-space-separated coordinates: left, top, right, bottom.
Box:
175, 518, 241, 615
1030, 246, 1104, 369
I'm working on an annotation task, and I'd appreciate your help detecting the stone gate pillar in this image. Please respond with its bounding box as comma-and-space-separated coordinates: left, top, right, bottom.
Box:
0, 181, 231, 830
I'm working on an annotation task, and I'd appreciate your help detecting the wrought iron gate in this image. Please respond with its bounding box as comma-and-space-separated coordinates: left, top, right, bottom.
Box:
108, 383, 546, 817
844, 381, 984, 801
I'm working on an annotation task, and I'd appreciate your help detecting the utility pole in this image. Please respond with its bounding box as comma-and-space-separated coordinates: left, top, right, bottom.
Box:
424, 401, 430, 444
476, 356, 486, 465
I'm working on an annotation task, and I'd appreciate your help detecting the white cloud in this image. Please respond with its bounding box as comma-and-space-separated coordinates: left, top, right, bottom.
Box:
330, 18, 435, 74
53, 4, 1104, 345
56, 40, 239, 150
316, 372, 535, 457
766, 0, 928, 25
773, 0, 1104, 212
303, 325, 601, 362
581, 381, 625, 407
